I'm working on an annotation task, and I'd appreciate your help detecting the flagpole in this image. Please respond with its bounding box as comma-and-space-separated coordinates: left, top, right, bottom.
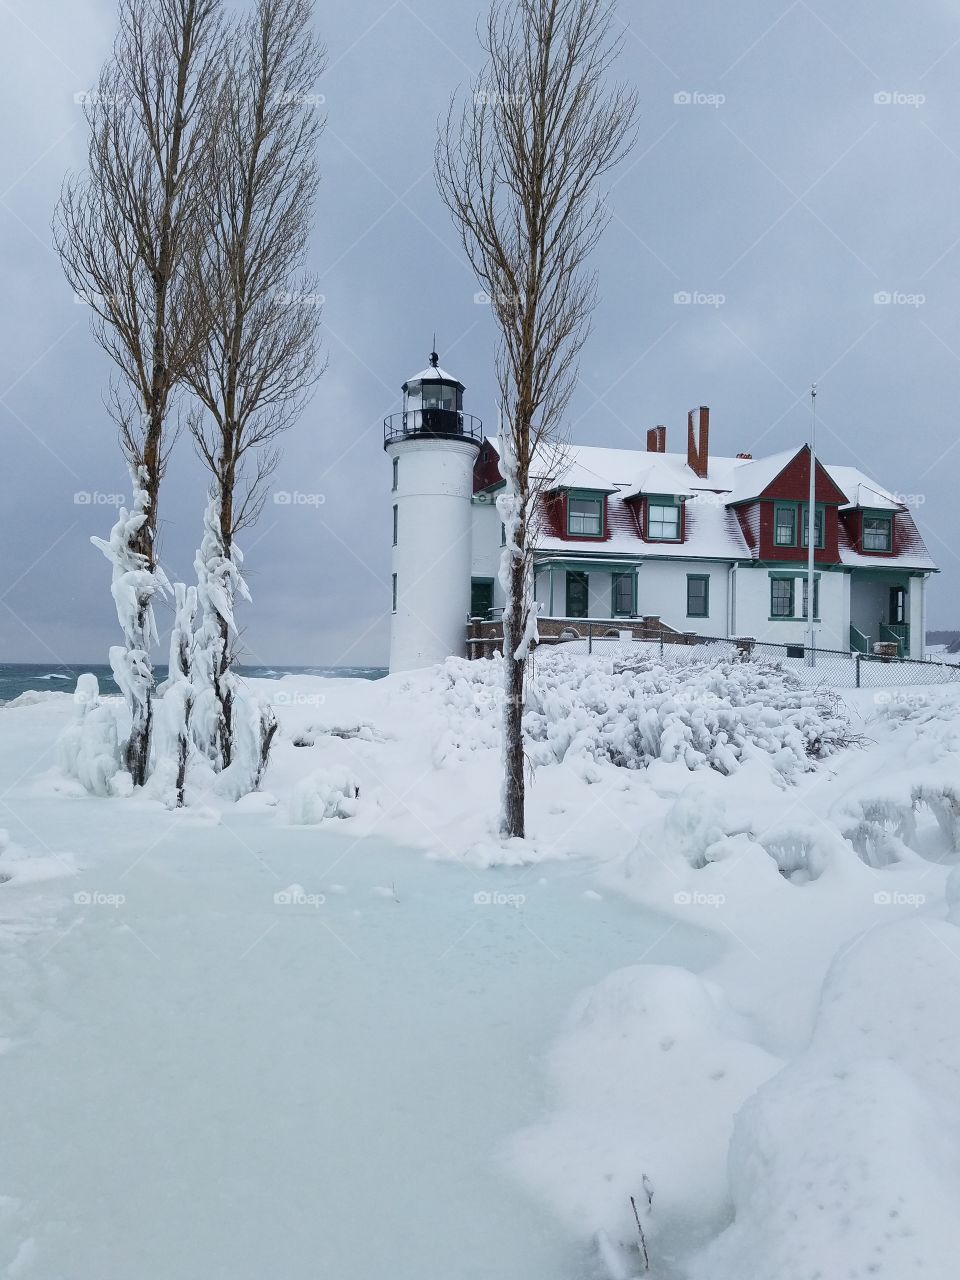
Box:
806, 383, 817, 666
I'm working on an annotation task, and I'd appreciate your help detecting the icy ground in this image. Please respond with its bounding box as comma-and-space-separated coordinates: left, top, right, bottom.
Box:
3, 653, 960, 1279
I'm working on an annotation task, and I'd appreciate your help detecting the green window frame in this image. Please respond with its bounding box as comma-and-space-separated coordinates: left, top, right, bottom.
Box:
612, 572, 634, 617
647, 496, 680, 540
391, 572, 397, 614
863, 513, 892, 552
567, 491, 604, 537
770, 576, 795, 617
800, 576, 820, 620
774, 503, 797, 546
392, 503, 398, 547
800, 503, 825, 549
890, 585, 906, 624
566, 570, 589, 618
686, 574, 709, 618
770, 573, 820, 619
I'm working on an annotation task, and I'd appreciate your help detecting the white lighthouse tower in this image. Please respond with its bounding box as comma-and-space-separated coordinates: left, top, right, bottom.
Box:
384, 350, 483, 673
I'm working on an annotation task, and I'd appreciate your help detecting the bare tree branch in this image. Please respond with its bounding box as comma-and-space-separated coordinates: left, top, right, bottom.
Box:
435, 0, 638, 838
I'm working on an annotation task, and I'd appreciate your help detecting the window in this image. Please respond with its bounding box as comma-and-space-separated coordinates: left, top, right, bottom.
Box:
774, 503, 797, 546
566, 570, 589, 618
391, 573, 397, 614
612, 572, 634, 616
392, 457, 398, 491
501, 522, 506, 547
863, 514, 892, 552
647, 498, 680, 540
771, 577, 794, 618
890, 586, 906, 624
568, 494, 604, 537
770, 574, 820, 619
686, 575, 709, 618
800, 505, 825, 549
392, 504, 398, 547
471, 579, 494, 619
800, 576, 820, 620
421, 383, 456, 411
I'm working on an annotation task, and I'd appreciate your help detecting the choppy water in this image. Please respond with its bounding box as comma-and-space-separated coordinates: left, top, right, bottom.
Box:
0, 662, 386, 704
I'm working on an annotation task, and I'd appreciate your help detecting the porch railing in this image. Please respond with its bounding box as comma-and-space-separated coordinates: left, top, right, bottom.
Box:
850, 624, 871, 654
880, 622, 909, 657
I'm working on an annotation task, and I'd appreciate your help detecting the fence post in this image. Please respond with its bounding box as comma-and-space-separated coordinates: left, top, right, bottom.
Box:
856, 653, 861, 689
588, 622, 593, 655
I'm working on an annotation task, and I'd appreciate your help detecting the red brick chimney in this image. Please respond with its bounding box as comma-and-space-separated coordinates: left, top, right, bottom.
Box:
646, 425, 666, 453
687, 406, 709, 478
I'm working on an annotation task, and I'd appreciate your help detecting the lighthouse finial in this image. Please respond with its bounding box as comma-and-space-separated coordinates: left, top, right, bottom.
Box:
429, 336, 439, 368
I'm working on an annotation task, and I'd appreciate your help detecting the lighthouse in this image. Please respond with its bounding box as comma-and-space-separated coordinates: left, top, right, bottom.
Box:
383, 350, 483, 673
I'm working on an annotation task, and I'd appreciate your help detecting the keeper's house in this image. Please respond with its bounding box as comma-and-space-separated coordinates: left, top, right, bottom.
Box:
384, 353, 936, 673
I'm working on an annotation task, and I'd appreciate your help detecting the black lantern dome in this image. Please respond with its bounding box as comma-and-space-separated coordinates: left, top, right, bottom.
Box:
383, 348, 483, 448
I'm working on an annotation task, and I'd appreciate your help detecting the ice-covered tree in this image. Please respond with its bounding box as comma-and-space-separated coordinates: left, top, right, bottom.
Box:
162, 579, 198, 806
436, 0, 638, 837
182, 0, 324, 770
54, 0, 225, 784
91, 470, 170, 780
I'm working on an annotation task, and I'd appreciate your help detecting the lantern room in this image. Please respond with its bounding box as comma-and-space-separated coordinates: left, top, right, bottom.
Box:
383, 349, 483, 447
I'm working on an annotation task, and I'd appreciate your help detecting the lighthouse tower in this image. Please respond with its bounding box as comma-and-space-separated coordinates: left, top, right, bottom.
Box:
384, 350, 483, 673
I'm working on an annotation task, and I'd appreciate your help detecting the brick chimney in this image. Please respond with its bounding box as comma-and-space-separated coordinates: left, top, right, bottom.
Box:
687, 406, 709, 478
646, 425, 666, 453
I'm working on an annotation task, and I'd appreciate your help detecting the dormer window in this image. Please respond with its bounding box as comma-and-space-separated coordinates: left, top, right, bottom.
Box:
567, 491, 604, 537
863, 513, 892, 552
647, 496, 680, 540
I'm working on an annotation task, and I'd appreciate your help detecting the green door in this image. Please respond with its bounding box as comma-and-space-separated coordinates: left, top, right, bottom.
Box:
566, 570, 589, 618
470, 578, 494, 619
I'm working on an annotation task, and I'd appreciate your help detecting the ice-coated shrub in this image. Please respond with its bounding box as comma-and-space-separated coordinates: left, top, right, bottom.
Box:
433, 652, 853, 779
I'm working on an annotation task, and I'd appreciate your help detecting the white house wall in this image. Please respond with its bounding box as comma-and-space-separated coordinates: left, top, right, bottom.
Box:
470, 496, 505, 609
734, 566, 849, 649
637, 559, 729, 637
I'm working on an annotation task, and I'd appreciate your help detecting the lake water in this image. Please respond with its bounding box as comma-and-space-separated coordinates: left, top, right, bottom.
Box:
0, 662, 387, 704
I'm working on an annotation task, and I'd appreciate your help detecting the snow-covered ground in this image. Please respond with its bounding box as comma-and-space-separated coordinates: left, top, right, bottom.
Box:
2, 652, 960, 1278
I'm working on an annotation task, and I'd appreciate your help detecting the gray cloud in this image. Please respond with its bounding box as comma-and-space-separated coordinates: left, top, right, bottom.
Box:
1, 0, 958, 666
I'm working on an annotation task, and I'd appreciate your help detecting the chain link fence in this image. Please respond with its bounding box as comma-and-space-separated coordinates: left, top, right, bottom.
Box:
540, 625, 960, 690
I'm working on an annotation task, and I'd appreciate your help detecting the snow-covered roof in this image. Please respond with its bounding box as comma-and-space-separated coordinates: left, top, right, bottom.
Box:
405, 364, 461, 384
480, 437, 937, 570
824, 465, 904, 512
728, 448, 802, 504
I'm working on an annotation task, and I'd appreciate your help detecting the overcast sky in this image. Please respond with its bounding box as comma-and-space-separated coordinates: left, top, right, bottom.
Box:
2, 0, 959, 667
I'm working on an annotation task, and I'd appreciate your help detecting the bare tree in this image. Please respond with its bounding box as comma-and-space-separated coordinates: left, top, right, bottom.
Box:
183, 0, 324, 772
54, 0, 224, 785
436, 0, 638, 837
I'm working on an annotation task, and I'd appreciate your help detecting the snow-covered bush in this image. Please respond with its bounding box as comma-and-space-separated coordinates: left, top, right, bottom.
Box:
288, 767, 360, 824
433, 652, 853, 780
56, 674, 124, 796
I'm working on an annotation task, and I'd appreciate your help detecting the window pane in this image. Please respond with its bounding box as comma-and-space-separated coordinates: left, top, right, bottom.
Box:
392, 458, 398, 491
566, 571, 589, 617
771, 578, 794, 617
800, 577, 819, 619
775, 505, 796, 545
569, 496, 602, 536
863, 517, 891, 551
648, 503, 679, 539
800, 507, 824, 547
392, 504, 398, 546
687, 576, 708, 616
612, 573, 633, 615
